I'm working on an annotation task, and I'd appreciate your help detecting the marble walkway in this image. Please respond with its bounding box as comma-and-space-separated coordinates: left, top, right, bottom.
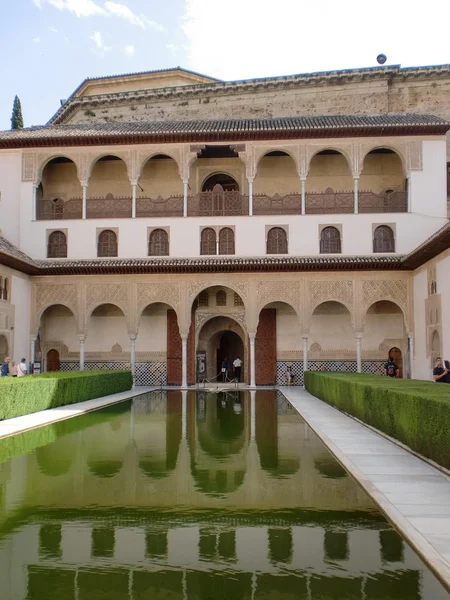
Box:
282, 386, 450, 591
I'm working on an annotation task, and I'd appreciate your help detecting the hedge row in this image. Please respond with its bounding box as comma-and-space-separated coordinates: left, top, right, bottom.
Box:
0, 370, 133, 420
304, 372, 450, 470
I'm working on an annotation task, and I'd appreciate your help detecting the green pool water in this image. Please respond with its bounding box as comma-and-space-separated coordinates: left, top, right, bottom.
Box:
0, 390, 448, 599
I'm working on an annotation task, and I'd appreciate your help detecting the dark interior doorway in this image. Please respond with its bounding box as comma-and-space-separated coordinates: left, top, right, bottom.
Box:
216, 331, 244, 379
202, 174, 239, 192
389, 346, 403, 378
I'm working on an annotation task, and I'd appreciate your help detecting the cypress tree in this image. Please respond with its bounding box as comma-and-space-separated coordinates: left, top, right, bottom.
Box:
11, 95, 24, 130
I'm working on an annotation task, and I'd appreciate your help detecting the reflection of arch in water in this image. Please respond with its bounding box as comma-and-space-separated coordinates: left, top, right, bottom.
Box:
196, 392, 246, 458
36, 443, 73, 477
190, 467, 246, 497
314, 455, 348, 479
256, 391, 300, 477
87, 460, 123, 478
138, 391, 182, 478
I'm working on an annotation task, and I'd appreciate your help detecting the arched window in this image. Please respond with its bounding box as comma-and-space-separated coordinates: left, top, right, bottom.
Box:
219, 228, 235, 255
47, 231, 67, 258
216, 290, 227, 306
97, 230, 118, 257
266, 227, 288, 254
320, 227, 341, 254
198, 291, 209, 307
234, 293, 244, 306
148, 229, 169, 256
200, 228, 216, 255
373, 225, 395, 253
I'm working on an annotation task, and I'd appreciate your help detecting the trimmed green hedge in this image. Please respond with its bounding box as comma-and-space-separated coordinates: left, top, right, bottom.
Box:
0, 370, 132, 420
304, 372, 450, 470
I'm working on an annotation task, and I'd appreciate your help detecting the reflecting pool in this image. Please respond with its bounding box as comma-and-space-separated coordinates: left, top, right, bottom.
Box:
0, 390, 448, 599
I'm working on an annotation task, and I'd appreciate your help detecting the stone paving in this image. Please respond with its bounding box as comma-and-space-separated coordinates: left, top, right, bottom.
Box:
282, 386, 450, 592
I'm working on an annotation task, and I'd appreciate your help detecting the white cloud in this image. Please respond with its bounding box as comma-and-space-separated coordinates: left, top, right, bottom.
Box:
90, 31, 112, 54
48, 0, 106, 17
49, 26, 58, 32
124, 44, 135, 56
104, 1, 164, 30
182, 0, 450, 81
32, 37, 41, 43
166, 43, 178, 56
36, 0, 164, 29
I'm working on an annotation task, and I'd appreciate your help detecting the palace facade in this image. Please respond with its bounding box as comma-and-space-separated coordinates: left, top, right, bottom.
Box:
1, 64, 450, 385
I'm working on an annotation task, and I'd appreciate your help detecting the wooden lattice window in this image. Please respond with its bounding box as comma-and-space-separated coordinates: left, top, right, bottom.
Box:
148, 229, 169, 256
198, 291, 209, 307
97, 229, 118, 257
234, 293, 244, 306
266, 227, 288, 254
200, 228, 216, 255
0, 277, 8, 301
373, 225, 395, 253
216, 290, 227, 306
47, 231, 67, 258
320, 227, 341, 254
218, 228, 235, 255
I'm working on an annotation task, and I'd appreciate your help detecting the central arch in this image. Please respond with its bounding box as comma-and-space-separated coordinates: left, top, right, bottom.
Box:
197, 317, 247, 383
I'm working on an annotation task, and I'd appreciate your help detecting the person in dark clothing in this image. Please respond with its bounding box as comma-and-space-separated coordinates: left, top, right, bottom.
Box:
1, 356, 10, 377
384, 356, 399, 378
221, 357, 230, 382
433, 357, 448, 383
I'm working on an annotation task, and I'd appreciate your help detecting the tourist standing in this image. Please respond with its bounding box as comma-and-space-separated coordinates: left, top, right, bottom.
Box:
9, 361, 17, 377
383, 356, 399, 378
233, 356, 242, 382
1, 356, 10, 377
433, 357, 448, 383
221, 357, 230, 382
17, 358, 28, 377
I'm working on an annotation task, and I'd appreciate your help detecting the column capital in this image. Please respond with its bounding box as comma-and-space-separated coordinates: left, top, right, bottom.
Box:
407, 331, 414, 339
302, 334, 309, 340
354, 332, 363, 339
128, 334, 137, 342
180, 333, 189, 341
78, 334, 86, 343
248, 332, 256, 341
80, 181, 88, 188
30, 334, 38, 342
247, 176, 254, 183
129, 179, 138, 187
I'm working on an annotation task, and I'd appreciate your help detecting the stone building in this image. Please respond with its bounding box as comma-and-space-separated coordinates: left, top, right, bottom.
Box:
1, 64, 450, 385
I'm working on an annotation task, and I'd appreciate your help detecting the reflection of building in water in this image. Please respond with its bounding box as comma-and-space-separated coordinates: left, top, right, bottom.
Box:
0, 391, 448, 599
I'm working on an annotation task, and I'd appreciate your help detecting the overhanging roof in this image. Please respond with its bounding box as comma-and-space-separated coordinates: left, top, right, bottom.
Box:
0, 114, 448, 149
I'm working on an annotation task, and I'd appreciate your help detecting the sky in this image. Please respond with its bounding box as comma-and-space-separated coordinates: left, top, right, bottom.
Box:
0, 0, 449, 130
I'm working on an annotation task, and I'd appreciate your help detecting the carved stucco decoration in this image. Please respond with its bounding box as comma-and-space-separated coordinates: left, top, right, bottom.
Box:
86, 283, 128, 315
188, 280, 248, 306
22, 153, 37, 182
0, 302, 14, 331
255, 280, 301, 315
195, 311, 248, 345
35, 284, 78, 320
306, 280, 355, 330
362, 279, 409, 327
136, 282, 181, 315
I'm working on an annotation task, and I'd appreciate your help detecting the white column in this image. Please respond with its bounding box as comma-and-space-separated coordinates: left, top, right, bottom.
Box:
355, 333, 362, 373
408, 332, 414, 379
79, 335, 85, 371
81, 183, 88, 220
130, 335, 136, 385
248, 177, 254, 216
302, 335, 308, 383
353, 177, 359, 214
181, 390, 187, 440
250, 390, 256, 441
30, 336, 37, 367
406, 174, 411, 213
183, 180, 188, 217
301, 178, 306, 215
249, 333, 256, 388
32, 184, 38, 221
181, 334, 188, 388
131, 182, 137, 219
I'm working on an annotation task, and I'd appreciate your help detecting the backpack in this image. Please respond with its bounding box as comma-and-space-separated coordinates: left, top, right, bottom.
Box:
387, 363, 396, 377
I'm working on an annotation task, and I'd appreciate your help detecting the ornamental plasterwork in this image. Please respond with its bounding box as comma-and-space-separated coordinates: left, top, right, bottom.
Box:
362, 279, 408, 311
22, 153, 37, 182
86, 283, 128, 315
308, 280, 354, 312
237, 145, 256, 179
136, 282, 181, 313
255, 280, 301, 313
195, 311, 248, 345
35, 284, 78, 318
0, 302, 14, 331
187, 280, 247, 305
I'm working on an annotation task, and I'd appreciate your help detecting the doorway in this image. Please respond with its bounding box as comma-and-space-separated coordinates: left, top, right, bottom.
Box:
197, 317, 247, 383
216, 331, 244, 380
389, 347, 403, 378
47, 349, 60, 372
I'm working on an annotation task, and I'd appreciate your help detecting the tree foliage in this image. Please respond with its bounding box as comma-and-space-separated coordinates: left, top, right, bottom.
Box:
11, 95, 24, 130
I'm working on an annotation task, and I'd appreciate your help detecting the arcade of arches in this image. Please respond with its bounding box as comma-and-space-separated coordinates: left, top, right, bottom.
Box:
32, 272, 411, 385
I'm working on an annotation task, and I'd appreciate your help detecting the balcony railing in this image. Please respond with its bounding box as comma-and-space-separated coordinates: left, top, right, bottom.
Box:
188, 186, 249, 217
37, 199, 82, 220
253, 193, 301, 215
137, 195, 183, 217
358, 191, 407, 213
87, 196, 132, 219
305, 191, 354, 214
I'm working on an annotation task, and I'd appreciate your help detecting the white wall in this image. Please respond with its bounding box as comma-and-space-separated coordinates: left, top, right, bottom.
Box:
410, 140, 448, 219
0, 152, 22, 245
10, 272, 31, 363
436, 254, 450, 361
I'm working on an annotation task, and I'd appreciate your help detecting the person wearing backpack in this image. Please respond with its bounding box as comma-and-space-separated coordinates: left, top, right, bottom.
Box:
433, 357, 448, 383
384, 356, 399, 378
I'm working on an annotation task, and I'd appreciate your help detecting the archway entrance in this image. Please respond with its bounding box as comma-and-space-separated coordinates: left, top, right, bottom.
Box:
47, 349, 60, 372
202, 174, 239, 192
389, 347, 403, 378
197, 317, 246, 383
